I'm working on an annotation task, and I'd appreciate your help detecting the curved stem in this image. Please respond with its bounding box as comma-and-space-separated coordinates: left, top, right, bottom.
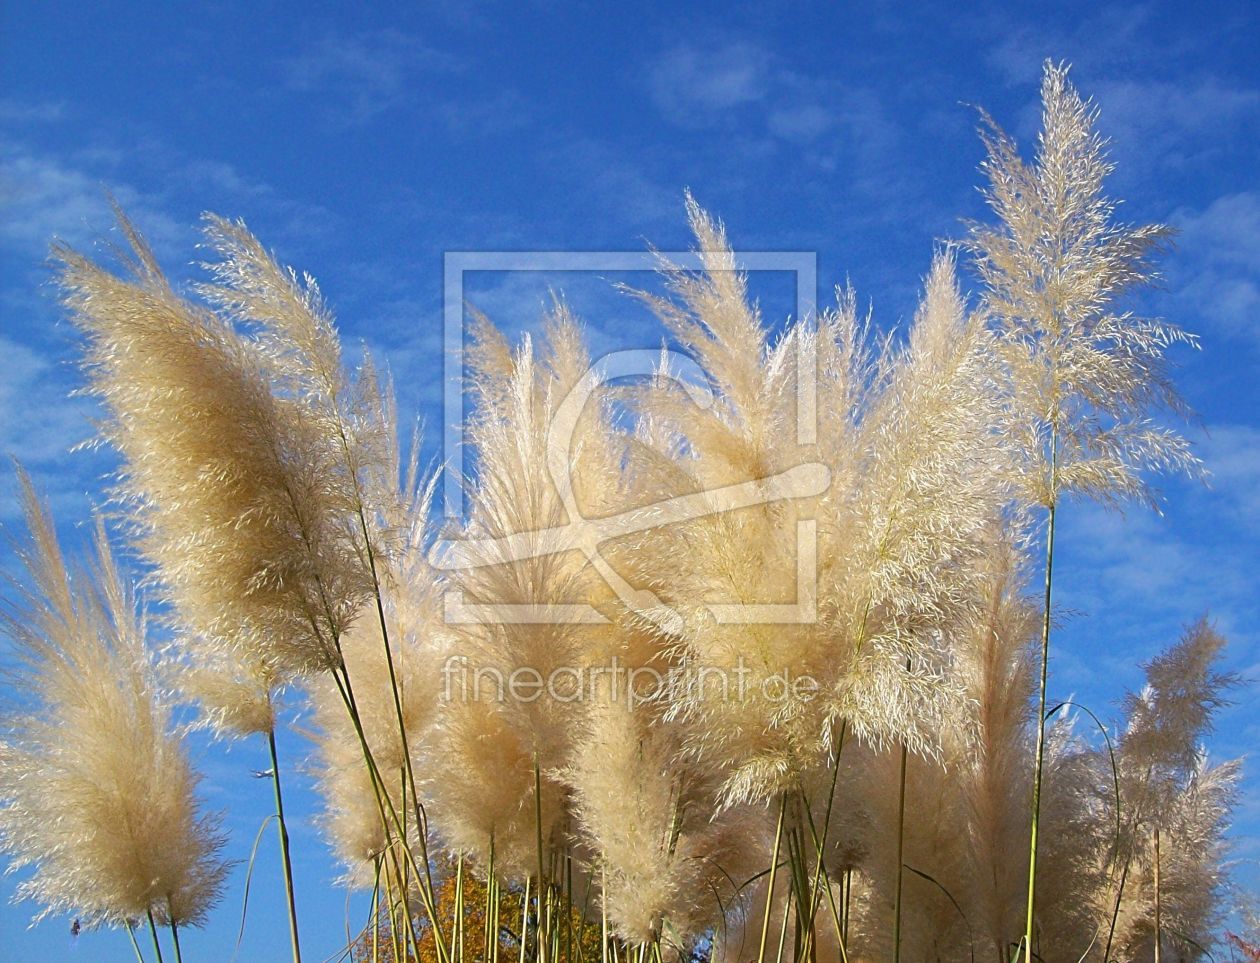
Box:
267, 727, 303, 963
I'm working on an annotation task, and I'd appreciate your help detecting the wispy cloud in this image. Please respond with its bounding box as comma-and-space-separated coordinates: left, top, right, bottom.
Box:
1202, 424, 1260, 533
974, 3, 1259, 183
0, 119, 341, 522
0, 98, 66, 125
280, 28, 463, 126
647, 42, 771, 124
643, 39, 908, 215
1052, 458, 1259, 687
1170, 191, 1260, 347
1094, 77, 1260, 175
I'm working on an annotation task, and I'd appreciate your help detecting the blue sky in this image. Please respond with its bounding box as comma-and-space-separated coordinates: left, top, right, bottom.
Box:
1, 1, 1257, 959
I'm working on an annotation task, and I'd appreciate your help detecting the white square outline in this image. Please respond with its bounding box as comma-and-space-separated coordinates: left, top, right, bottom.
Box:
441, 250, 818, 625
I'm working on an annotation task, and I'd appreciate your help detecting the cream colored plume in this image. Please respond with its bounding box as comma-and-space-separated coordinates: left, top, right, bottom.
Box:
0, 472, 228, 929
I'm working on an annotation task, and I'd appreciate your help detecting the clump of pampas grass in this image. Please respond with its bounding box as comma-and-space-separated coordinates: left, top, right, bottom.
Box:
0, 56, 1240, 963
0, 471, 227, 942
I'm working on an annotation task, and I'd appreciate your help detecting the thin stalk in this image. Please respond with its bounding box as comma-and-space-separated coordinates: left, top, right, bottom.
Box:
842, 870, 851, 947
146, 910, 166, 963
789, 812, 813, 963
359, 500, 438, 890
1153, 827, 1162, 963
796, 740, 850, 963
1023, 430, 1059, 959
331, 663, 432, 962
450, 852, 465, 962
126, 921, 146, 963
1103, 768, 1154, 961
272, 434, 435, 960
602, 865, 609, 963
492, 872, 502, 963
1103, 844, 1133, 962
485, 837, 497, 963
774, 870, 792, 963
757, 795, 787, 963
802, 723, 847, 935
266, 727, 303, 963
168, 917, 183, 963
566, 854, 574, 963
383, 859, 404, 963
893, 739, 909, 963
371, 858, 382, 963
520, 876, 532, 963
534, 757, 549, 963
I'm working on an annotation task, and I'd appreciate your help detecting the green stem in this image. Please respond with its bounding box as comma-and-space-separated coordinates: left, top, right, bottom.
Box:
1023, 433, 1059, 960
169, 919, 184, 963
266, 727, 303, 963
535, 756, 549, 963
332, 663, 431, 960
126, 921, 146, 963
798, 720, 849, 963
146, 910, 166, 963
757, 795, 787, 963
1153, 827, 1162, 963
601, 864, 609, 963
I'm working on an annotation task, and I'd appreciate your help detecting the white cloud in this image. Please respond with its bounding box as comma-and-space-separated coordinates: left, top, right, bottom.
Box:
1202, 424, 1260, 532
280, 29, 463, 126
0, 146, 184, 257
647, 43, 771, 123
1170, 192, 1260, 346
1094, 77, 1260, 174
0, 98, 65, 124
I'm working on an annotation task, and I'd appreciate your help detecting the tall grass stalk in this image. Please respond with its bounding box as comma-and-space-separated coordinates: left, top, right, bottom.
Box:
757, 797, 787, 963
266, 728, 303, 963
1154, 826, 1162, 963
146, 910, 166, 963
127, 922, 145, 963
328, 662, 430, 960
1023, 463, 1057, 960
169, 919, 184, 963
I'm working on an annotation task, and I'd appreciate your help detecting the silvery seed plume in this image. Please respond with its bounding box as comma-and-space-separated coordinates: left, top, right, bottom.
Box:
198, 215, 401, 556
628, 218, 1006, 805
1029, 712, 1113, 960
950, 532, 1037, 957
1119, 618, 1239, 781
564, 679, 770, 949
838, 530, 1036, 963
55, 210, 374, 708
1109, 755, 1238, 963
967, 61, 1201, 509
426, 303, 629, 878
425, 694, 567, 882
0, 471, 228, 930
624, 198, 855, 804
1104, 621, 1241, 961
826, 250, 1008, 759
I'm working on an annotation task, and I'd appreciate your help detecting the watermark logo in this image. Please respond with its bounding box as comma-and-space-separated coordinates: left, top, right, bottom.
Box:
439, 655, 821, 710
436, 250, 821, 627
